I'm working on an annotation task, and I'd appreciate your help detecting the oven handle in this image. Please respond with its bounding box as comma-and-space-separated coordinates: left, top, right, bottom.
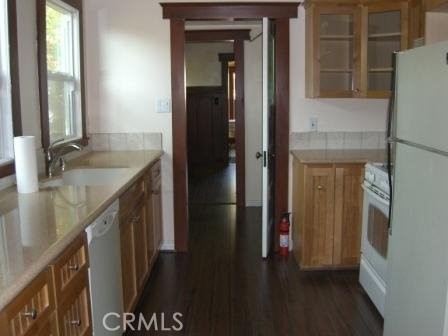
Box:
361, 184, 390, 207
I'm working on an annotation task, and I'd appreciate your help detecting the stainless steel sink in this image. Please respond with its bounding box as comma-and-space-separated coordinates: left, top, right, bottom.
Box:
40, 168, 130, 188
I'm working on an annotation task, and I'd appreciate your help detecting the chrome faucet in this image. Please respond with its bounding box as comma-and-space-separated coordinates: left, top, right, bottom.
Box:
46, 139, 83, 177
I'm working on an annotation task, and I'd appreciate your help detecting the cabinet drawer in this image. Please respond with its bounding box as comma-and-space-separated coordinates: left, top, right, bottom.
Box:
56, 269, 92, 336
120, 176, 145, 220
0, 270, 54, 336
49, 234, 89, 303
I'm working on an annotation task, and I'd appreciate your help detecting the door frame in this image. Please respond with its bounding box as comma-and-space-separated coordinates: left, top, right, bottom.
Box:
161, 2, 298, 252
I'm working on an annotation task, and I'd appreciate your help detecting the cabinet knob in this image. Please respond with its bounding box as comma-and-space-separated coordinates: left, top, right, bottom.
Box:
317, 185, 325, 191
131, 216, 141, 224
23, 309, 38, 320
69, 264, 80, 271
68, 319, 82, 327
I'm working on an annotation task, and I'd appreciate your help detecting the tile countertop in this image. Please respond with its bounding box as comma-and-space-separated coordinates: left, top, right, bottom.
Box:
291, 149, 386, 164
0, 150, 162, 310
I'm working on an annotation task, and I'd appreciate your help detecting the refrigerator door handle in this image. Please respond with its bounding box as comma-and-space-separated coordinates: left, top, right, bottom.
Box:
387, 51, 399, 233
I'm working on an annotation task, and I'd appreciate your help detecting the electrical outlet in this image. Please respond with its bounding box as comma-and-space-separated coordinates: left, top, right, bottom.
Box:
309, 117, 318, 131
156, 98, 171, 113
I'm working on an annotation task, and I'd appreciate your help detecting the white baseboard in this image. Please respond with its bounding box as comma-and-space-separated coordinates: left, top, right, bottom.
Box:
246, 200, 262, 207
160, 240, 175, 251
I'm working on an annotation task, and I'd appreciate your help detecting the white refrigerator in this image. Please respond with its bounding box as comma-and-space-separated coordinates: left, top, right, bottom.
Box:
384, 41, 448, 336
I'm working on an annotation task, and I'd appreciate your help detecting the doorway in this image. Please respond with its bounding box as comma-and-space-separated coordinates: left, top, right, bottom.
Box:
185, 39, 238, 205
162, 2, 297, 252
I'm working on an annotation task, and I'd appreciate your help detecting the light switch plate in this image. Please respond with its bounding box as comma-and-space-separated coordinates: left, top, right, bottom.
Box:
156, 98, 171, 113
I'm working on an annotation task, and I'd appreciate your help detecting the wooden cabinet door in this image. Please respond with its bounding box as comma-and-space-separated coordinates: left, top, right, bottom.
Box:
56, 270, 92, 336
0, 270, 54, 336
334, 165, 364, 266
145, 186, 157, 267
119, 217, 137, 313
303, 166, 335, 267
152, 189, 162, 251
306, 3, 362, 98
362, 1, 409, 98
133, 201, 149, 292
34, 314, 57, 336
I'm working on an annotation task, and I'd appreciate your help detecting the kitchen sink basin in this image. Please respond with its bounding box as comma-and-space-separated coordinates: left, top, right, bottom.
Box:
40, 168, 131, 188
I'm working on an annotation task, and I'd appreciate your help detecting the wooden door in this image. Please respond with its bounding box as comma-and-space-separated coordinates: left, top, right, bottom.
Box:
303, 166, 335, 267
306, 3, 362, 98
362, 1, 409, 98
187, 87, 228, 167
119, 217, 137, 313
334, 165, 364, 266
133, 201, 149, 291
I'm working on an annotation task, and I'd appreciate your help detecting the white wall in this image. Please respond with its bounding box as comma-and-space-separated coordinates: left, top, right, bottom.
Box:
185, 42, 233, 87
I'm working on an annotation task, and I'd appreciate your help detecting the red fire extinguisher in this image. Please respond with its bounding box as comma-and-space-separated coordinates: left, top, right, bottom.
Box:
279, 213, 291, 257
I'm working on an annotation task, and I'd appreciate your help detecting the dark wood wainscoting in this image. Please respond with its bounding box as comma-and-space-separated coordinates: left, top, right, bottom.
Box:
187, 86, 228, 168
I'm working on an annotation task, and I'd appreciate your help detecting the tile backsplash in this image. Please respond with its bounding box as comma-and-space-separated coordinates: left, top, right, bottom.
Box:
290, 132, 386, 150
90, 133, 163, 151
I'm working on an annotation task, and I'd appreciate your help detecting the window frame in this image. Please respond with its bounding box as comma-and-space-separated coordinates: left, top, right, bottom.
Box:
37, 0, 87, 159
0, 0, 23, 179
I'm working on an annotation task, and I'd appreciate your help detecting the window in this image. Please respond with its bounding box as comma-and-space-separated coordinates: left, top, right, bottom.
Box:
38, 0, 86, 150
0, 0, 14, 164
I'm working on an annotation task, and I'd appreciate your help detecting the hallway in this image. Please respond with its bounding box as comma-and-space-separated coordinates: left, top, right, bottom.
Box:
129, 166, 383, 336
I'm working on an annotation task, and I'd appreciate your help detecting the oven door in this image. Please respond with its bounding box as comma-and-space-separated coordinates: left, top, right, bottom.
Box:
361, 184, 390, 282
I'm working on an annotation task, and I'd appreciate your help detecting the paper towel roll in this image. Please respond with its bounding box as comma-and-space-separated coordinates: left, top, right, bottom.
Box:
14, 136, 39, 194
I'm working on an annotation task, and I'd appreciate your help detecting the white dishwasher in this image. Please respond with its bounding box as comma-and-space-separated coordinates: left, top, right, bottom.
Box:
85, 200, 124, 336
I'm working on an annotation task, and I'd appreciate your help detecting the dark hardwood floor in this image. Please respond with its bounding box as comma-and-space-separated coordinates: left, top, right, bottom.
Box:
188, 164, 236, 205
129, 165, 383, 336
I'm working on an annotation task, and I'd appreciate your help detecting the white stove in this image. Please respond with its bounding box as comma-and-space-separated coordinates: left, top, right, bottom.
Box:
360, 162, 391, 316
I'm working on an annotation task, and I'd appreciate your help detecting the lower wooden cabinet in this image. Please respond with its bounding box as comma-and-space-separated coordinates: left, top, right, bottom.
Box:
119, 159, 162, 313
0, 233, 92, 336
292, 160, 364, 269
1, 159, 164, 336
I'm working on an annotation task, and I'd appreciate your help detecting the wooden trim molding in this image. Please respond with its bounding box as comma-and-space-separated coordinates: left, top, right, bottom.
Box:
8, 0, 22, 138
36, 0, 88, 155
273, 18, 290, 251
161, 2, 299, 19
166, 3, 292, 253
0, 0, 22, 179
170, 19, 189, 253
234, 39, 246, 209
186, 29, 251, 42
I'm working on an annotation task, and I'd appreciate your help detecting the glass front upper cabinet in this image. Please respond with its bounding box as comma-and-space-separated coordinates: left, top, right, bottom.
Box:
366, 3, 408, 98
306, 1, 410, 99
307, 5, 361, 98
